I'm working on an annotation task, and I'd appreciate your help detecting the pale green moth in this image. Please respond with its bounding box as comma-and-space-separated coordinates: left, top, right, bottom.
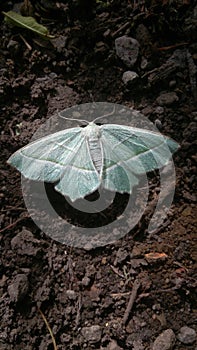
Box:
7, 119, 179, 202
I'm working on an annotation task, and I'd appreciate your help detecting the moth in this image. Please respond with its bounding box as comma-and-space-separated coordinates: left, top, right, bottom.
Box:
7, 119, 179, 202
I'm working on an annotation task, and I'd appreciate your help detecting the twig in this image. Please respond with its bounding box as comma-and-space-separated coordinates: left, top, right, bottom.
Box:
39, 309, 58, 350
110, 291, 131, 298
122, 279, 140, 325
137, 285, 188, 301
75, 293, 82, 328
19, 34, 32, 50
0, 215, 29, 233
157, 42, 188, 51
110, 265, 125, 279
1, 206, 26, 212
9, 126, 15, 137
111, 21, 131, 38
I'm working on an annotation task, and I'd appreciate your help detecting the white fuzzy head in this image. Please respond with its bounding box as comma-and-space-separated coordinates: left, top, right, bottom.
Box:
82, 122, 101, 138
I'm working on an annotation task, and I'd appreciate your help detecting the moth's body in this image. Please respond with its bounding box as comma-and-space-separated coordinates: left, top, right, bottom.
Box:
82, 122, 103, 176
7, 120, 179, 202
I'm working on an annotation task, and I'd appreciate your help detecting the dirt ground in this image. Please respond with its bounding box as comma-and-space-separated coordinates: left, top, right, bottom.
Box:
0, 1, 196, 349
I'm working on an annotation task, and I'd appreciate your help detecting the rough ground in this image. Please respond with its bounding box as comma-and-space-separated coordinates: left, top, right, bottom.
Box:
0, 1, 196, 349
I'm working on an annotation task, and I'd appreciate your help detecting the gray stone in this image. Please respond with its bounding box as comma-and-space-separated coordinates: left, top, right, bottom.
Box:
65, 289, 77, 300
115, 36, 140, 67
81, 325, 101, 343
8, 274, 29, 302
81, 276, 91, 286
156, 92, 179, 106
152, 329, 176, 350
177, 326, 196, 344
122, 71, 139, 85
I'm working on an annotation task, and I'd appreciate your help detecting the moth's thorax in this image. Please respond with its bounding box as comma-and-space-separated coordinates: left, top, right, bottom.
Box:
82, 122, 101, 139
82, 122, 102, 174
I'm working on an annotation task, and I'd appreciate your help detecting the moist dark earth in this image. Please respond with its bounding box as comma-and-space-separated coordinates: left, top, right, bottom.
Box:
0, 1, 197, 349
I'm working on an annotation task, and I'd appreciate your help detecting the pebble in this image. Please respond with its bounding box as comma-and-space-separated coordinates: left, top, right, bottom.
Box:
51, 35, 67, 52
141, 57, 148, 70
169, 80, 176, 88
177, 326, 196, 344
156, 92, 179, 106
133, 339, 145, 350
65, 290, 77, 300
81, 276, 91, 286
152, 329, 176, 350
103, 28, 111, 38
11, 229, 41, 256
130, 258, 148, 269
154, 119, 163, 131
155, 106, 164, 115
7, 40, 20, 55
115, 35, 140, 67
81, 325, 101, 343
8, 274, 29, 302
122, 71, 139, 85
104, 339, 123, 350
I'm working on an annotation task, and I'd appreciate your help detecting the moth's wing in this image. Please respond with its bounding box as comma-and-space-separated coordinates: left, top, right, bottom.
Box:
8, 127, 82, 182
8, 127, 100, 201
55, 138, 100, 201
100, 124, 179, 193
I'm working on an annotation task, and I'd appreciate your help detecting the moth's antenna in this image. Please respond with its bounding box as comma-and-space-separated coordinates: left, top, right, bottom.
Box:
93, 105, 116, 123
58, 111, 89, 125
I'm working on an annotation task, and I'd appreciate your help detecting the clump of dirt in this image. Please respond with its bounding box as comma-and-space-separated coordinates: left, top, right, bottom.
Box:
0, 1, 196, 349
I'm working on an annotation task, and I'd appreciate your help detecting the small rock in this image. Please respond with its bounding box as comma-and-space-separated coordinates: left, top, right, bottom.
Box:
81, 276, 91, 287
153, 329, 176, 350
169, 80, 176, 88
141, 57, 148, 70
8, 274, 29, 302
115, 36, 140, 67
177, 326, 196, 344
132, 340, 145, 350
11, 229, 41, 256
156, 92, 179, 106
141, 105, 153, 116
154, 119, 163, 131
95, 41, 107, 54
107, 339, 123, 350
131, 245, 143, 258
122, 71, 139, 85
81, 325, 101, 343
65, 290, 77, 300
114, 248, 129, 266
7, 40, 20, 55
51, 35, 67, 52
103, 28, 111, 38
155, 106, 164, 115
130, 259, 148, 269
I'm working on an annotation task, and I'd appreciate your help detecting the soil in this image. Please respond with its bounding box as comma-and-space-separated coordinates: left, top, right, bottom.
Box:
0, 1, 196, 349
